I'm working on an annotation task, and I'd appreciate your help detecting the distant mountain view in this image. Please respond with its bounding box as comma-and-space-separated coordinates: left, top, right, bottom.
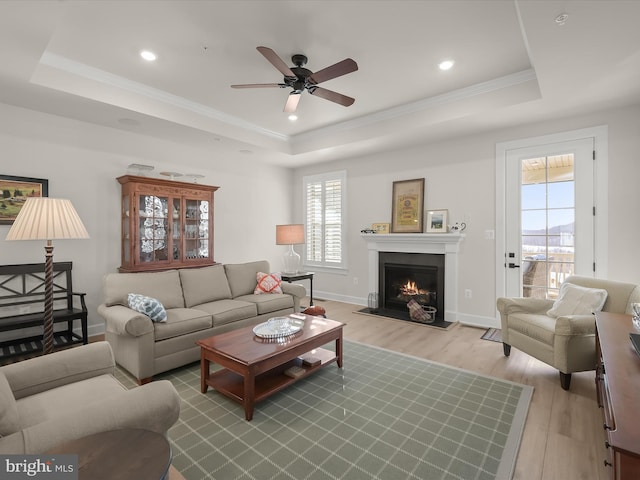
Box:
522, 222, 574, 247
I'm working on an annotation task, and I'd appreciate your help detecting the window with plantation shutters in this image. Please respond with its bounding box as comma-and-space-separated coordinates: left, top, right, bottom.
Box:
303, 171, 346, 270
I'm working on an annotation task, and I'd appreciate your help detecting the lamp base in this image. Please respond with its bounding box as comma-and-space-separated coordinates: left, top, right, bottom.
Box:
282, 244, 301, 274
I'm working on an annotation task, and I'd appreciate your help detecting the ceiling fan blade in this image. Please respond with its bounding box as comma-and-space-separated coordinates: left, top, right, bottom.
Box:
307, 58, 358, 85
257, 46, 296, 79
283, 93, 301, 113
231, 83, 285, 89
308, 87, 355, 107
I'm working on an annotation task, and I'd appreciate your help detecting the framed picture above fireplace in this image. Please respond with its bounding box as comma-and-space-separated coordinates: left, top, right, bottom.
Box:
391, 178, 424, 233
426, 209, 448, 233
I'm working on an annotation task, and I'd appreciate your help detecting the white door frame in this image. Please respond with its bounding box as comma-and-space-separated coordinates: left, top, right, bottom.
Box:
495, 125, 608, 303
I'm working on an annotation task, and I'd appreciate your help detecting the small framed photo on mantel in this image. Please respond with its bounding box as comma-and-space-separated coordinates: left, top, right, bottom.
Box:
372, 223, 390, 234
426, 209, 448, 233
391, 178, 425, 233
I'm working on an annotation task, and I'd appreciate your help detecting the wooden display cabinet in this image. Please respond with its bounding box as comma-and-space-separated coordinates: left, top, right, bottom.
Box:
117, 175, 219, 272
595, 311, 640, 479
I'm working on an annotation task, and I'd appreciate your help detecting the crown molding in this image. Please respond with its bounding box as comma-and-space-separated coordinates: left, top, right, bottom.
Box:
39, 52, 289, 143
292, 69, 538, 143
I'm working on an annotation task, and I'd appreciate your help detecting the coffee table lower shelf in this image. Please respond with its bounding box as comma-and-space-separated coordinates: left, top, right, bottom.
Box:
205, 347, 336, 415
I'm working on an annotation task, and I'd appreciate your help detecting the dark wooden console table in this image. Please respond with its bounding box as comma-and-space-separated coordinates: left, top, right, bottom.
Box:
281, 272, 314, 306
595, 311, 640, 479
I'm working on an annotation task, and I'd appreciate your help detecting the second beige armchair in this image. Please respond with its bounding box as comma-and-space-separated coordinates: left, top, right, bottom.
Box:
497, 275, 640, 390
0, 341, 180, 454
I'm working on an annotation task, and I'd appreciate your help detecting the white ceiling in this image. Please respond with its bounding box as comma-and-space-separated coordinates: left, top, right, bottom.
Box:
1, 1, 639, 168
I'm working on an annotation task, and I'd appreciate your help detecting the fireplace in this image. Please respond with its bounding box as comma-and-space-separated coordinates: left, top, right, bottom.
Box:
379, 252, 445, 322
361, 232, 464, 324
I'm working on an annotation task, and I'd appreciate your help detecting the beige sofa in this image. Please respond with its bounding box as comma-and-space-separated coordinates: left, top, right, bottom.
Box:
98, 260, 306, 384
0, 341, 180, 454
497, 275, 640, 389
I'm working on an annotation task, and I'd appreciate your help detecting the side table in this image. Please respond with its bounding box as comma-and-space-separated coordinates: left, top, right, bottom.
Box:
281, 271, 314, 306
46, 428, 172, 480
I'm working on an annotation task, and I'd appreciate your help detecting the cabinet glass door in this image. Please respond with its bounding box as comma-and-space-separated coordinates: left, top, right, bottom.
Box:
122, 194, 130, 263
184, 198, 209, 260
138, 195, 169, 263
171, 198, 181, 260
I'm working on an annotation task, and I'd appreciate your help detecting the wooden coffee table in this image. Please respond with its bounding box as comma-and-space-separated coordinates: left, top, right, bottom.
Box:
196, 315, 344, 420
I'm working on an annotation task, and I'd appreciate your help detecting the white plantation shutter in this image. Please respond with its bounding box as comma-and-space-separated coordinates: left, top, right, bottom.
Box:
303, 171, 346, 269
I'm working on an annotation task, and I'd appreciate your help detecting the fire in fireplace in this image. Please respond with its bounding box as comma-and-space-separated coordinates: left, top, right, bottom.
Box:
378, 252, 445, 323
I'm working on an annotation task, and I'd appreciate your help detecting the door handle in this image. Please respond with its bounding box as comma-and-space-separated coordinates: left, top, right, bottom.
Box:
508, 263, 520, 269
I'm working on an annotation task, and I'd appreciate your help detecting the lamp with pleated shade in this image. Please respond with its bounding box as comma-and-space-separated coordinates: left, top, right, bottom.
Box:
275, 224, 304, 274
5, 197, 89, 354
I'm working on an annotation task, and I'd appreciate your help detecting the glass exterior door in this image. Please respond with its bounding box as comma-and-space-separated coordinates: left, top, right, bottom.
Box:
520, 154, 575, 298
504, 138, 594, 299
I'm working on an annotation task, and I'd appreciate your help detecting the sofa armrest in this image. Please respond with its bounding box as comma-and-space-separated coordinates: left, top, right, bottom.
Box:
555, 314, 596, 336
0, 380, 180, 454
496, 297, 554, 316
1, 342, 115, 400
281, 282, 306, 299
98, 303, 154, 337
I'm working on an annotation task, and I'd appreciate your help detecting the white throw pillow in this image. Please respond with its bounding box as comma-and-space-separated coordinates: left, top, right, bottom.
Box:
547, 282, 608, 318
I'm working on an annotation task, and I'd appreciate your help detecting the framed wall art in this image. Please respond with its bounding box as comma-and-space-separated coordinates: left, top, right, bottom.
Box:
0, 175, 49, 225
372, 222, 390, 234
426, 209, 448, 233
391, 178, 424, 233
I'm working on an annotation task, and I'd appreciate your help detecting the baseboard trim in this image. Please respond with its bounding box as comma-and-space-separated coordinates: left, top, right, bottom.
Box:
315, 290, 499, 329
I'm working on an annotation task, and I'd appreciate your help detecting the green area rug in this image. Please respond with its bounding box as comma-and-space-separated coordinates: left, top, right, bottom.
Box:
117, 340, 532, 480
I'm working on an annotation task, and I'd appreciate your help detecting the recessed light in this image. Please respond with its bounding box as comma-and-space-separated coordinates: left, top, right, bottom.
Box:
438, 60, 455, 71
140, 50, 157, 62
555, 13, 569, 26
288, 114, 298, 121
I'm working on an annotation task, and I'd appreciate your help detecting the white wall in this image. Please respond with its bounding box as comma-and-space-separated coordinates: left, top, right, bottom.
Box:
0, 103, 294, 337
293, 103, 640, 328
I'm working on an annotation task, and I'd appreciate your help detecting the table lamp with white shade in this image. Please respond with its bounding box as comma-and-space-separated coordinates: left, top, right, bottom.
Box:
5, 197, 89, 354
275, 224, 304, 274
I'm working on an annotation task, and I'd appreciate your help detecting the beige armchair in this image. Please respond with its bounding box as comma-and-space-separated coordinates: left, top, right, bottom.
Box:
0, 342, 180, 454
497, 276, 640, 390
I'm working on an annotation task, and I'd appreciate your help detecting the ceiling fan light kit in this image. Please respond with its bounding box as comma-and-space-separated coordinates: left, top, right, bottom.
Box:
231, 46, 358, 113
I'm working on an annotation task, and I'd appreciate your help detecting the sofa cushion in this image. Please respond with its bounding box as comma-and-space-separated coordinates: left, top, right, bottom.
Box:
128, 294, 167, 322
224, 261, 270, 298
153, 308, 213, 341
547, 282, 608, 318
193, 299, 257, 326
254, 272, 283, 294
0, 371, 19, 436
103, 270, 185, 309
16, 374, 126, 429
235, 293, 293, 315
179, 265, 232, 307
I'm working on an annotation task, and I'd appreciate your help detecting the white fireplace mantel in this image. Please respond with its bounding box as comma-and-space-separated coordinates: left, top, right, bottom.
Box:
361, 233, 464, 322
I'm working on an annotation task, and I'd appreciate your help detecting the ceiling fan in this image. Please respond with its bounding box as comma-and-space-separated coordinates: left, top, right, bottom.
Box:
231, 46, 358, 113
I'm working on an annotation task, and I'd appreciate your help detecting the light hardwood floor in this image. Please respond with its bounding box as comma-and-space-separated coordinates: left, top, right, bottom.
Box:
92, 299, 607, 479
320, 299, 609, 480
